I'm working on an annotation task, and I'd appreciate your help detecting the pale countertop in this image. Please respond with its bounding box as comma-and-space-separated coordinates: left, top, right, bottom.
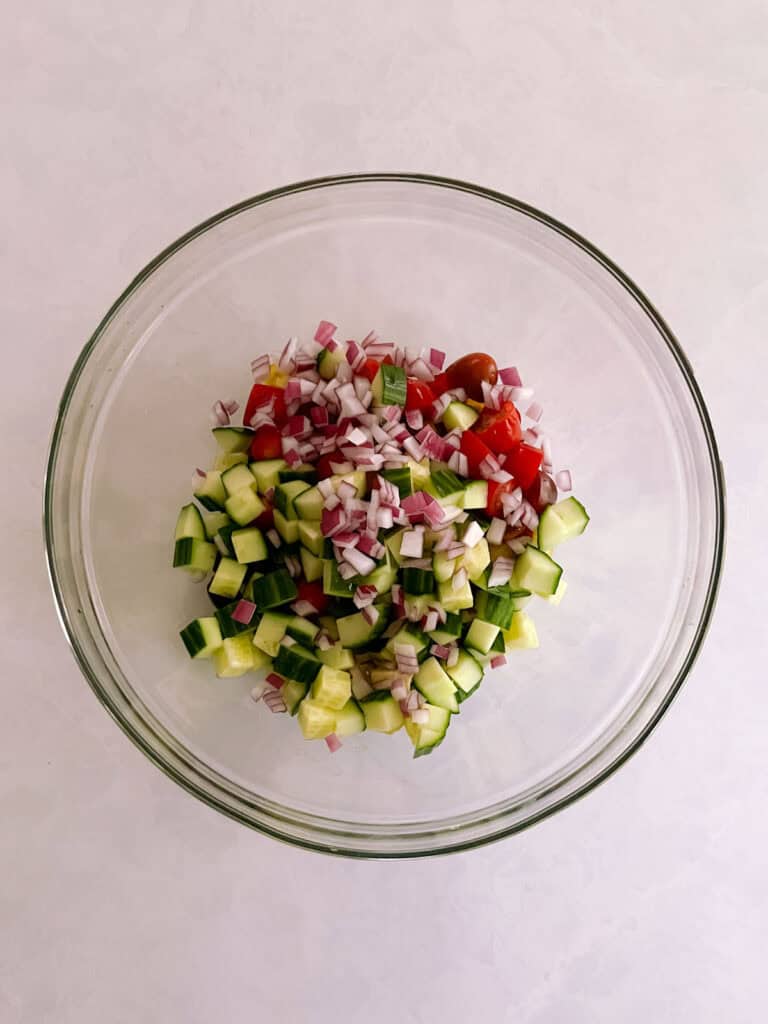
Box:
3, 3, 767, 1022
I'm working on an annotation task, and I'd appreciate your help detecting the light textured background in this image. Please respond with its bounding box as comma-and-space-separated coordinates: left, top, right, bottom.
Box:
2, 2, 766, 1021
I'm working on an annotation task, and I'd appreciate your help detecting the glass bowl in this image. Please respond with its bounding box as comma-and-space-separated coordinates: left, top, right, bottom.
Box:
44, 174, 725, 857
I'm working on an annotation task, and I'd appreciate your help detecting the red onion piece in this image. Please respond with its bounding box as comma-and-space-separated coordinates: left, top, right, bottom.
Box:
265, 673, 285, 689
325, 733, 342, 753
555, 469, 572, 492
314, 320, 337, 344
498, 366, 522, 387
490, 655, 507, 670
232, 599, 257, 625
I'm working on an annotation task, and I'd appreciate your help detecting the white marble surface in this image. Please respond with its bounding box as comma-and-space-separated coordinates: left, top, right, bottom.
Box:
2, 2, 767, 1021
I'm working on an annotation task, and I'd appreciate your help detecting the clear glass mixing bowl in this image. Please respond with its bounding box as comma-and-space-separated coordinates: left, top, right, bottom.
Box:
44, 175, 725, 857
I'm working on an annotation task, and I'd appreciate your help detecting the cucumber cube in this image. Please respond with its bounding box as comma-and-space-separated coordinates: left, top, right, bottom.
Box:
180, 617, 223, 658
414, 657, 459, 713
361, 692, 404, 733
437, 578, 474, 612
208, 557, 247, 599
465, 618, 500, 655
334, 699, 366, 736
297, 698, 337, 739
225, 488, 266, 526
213, 635, 255, 677
250, 459, 288, 493
311, 665, 352, 710
231, 527, 268, 564
503, 611, 539, 649
173, 537, 217, 574
253, 612, 292, 657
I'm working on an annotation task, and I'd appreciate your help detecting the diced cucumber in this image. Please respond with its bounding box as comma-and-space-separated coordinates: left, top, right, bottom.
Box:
278, 464, 317, 485
213, 523, 236, 557
401, 568, 435, 596
512, 546, 563, 596
311, 665, 352, 710
274, 480, 311, 519
317, 345, 347, 380
462, 479, 488, 510
334, 699, 366, 736
547, 577, 568, 606
297, 698, 337, 739
442, 401, 479, 432
202, 510, 231, 540
213, 634, 255, 677
274, 642, 321, 684
383, 625, 429, 657
323, 559, 358, 597
382, 467, 414, 498
298, 520, 325, 556
414, 658, 459, 713
231, 527, 268, 564
221, 462, 258, 498
427, 468, 465, 507
445, 649, 483, 700
432, 551, 458, 583
318, 615, 340, 642
385, 528, 407, 564
208, 557, 248, 599
437, 577, 474, 612
213, 426, 253, 453
462, 538, 491, 581
173, 537, 217, 574
293, 485, 323, 521
337, 607, 389, 649
474, 587, 517, 629
250, 458, 288, 493
180, 617, 223, 658
299, 546, 324, 582
251, 569, 298, 609
214, 601, 259, 639
193, 470, 227, 511
273, 508, 300, 544
371, 363, 407, 406
213, 452, 249, 472
538, 497, 589, 552
174, 503, 205, 541
253, 611, 292, 656
428, 611, 463, 644
503, 611, 539, 649
465, 618, 500, 655
282, 679, 309, 715
361, 691, 404, 733
240, 571, 263, 603
225, 488, 266, 526
285, 615, 319, 646
318, 643, 355, 670
404, 703, 451, 757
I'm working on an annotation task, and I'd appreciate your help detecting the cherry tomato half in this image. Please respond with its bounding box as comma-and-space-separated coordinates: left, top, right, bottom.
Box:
405, 379, 435, 413
525, 471, 558, 514
445, 353, 498, 401
248, 424, 283, 461
315, 453, 338, 480
296, 580, 328, 614
505, 442, 543, 490
460, 430, 494, 478
243, 384, 287, 427
253, 502, 275, 531
486, 477, 519, 518
475, 402, 522, 455
430, 372, 451, 397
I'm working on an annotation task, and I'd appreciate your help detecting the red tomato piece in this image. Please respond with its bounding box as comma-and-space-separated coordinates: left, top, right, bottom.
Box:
243, 384, 287, 427
445, 353, 498, 401
359, 358, 381, 382
253, 503, 274, 530
505, 442, 543, 490
430, 372, 450, 397
459, 430, 494, 477
248, 424, 283, 461
405, 379, 435, 412
474, 402, 522, 455
297, 580, 328, 614
486, 477, 519, 518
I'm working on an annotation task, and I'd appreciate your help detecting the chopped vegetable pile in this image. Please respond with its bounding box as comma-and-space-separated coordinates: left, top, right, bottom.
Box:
173, 322, 589, 757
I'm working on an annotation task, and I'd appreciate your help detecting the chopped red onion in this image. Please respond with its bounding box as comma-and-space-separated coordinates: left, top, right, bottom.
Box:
314, 320, 337, 344
290, 599, 318, 617
423, 610, 439, 633
487, 558, 515, 587
361, 604, 380, 627
429, 348, 446, 369
399, 529, 424, 560
316, 633, 332, 651
278, 336, 298, 372
265, 672, 285, 689
410, 708, 430, 725
486, 517, 507, 546
526, 400, 543, 423
266, 528, 281, 547
405, 409, 424, 431
210, 400, 230, 426
478, 453, 501, 479
462, 520, 484, 548
431, 643, 451, 660
555, 469, 572, 492
489, 469, 514, 484
446, 646, 459, 667
490, 655, 507, 670
250, 683, 266, 703
343, 546, 376, 576
213, 533, 230, 557
250, 353, 271, 381
498, 366, 522, 387
232, 599, 257, 625
329, 460, 354, 475
338, 562, 358, 580
324, 733, 342, 752
263, 692, 287, 713
353, 585, 378, 609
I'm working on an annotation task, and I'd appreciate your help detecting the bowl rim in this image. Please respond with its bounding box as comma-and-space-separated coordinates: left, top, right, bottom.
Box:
44, 172, 726, 857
